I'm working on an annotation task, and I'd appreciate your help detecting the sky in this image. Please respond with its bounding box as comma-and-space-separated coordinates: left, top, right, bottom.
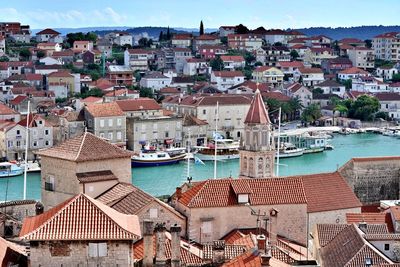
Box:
1, 0, 400, 30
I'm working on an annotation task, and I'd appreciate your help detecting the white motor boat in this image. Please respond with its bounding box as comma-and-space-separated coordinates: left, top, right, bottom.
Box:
276, 143, 304, 158
0, 162, 23, 178
194, 139, 240, 161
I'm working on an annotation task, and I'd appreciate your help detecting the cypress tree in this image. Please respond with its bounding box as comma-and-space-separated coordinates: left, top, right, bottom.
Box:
166, 26, 171, 40
159, 31, 164, 41
200, 20, 204, 35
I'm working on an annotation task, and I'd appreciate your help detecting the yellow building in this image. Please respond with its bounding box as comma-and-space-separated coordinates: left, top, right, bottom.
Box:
252, 66, 284, 86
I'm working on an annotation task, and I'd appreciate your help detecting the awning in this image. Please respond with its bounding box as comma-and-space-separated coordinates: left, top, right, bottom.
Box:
165, 139, 174, 144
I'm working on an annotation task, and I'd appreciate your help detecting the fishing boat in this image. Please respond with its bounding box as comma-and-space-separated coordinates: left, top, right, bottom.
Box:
276, 143, 304, 158
131, 149, 186, 167
194, 139, 240, 161
0, 162, 23, 178
165, 147, 187, 157
17, 161, 41, 172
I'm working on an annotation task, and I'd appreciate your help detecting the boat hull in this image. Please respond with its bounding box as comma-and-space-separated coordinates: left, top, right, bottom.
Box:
303, 147, 324, 154
0, 169, 23, 178
195, 153, 240, 161
276, 151, 304, 158
131, 154, 186, 167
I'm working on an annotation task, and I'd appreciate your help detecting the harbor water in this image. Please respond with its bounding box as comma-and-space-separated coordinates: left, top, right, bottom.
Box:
1, 133, 400, 201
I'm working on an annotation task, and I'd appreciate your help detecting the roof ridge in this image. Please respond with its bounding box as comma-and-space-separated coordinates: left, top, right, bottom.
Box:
74, 132, 87, 161
21, 194, 80, 239
187, 180, 209, 207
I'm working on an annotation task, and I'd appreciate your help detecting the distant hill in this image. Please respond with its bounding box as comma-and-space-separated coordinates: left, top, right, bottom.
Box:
292, 26, 400, 40
31, 25, 400, 41
32, 26, 217, 39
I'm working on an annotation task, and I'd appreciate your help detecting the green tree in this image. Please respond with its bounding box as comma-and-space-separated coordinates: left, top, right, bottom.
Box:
19, 48, 31, 60
36, 50, 46, 59
274, 42, 283, 46
290, 50, 300, 60
199, 20, 204, 35
0, 56, 9, 62
341, 79, 352, 90
166, 26, 171, 40
301, 104, 322, 123
348, 95, 380, 121
140, 87, 154, 98
210, 56, 224, 71
312, 87, 324, 97
392, 73, 400, 82
235, 24, 250, 34
138, 38, 149, 47
288, 97, 304, 120
365, 39, 372, 48
254, 61, 263, 67
159, 31, 164, 41
220, 37, 228, 45
244, 52, 255, 65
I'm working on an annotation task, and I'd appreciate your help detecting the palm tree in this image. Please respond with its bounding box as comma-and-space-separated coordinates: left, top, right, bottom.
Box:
288, 97, 304, 120
301, 104, 322, 124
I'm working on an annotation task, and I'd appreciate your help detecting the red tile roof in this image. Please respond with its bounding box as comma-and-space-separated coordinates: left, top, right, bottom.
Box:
182, 114, 208, 126
351, 156, 400, 163
164, 94, 252, 107
347, 213, 395, 233
85, 102, 125, 117
244, 89, 271, 124
390, 206, 400, 221
262, 91, 291, 102
276, 61, 304, 68
116, 98, 161, 111
17, 114, 51, 127
220, 55, 245, 62
196, 34, 219, 40
76, 170, 118, 183
36, 28, 60, 35
213, 70, 244, 78
178, 178, 306, 208
20, 194, 140, 241
36, 132, 132, 162
47, 70, 74, 78
132, 232, 204, 265
298, 67, 323, 74
339, 67, 370, 75
9, 95, 28, 105
0, 103, 19, 115
374, 32, 399, 38
375, 92, 400, 101
81, 96, 102, 103
222, 249, 262, 267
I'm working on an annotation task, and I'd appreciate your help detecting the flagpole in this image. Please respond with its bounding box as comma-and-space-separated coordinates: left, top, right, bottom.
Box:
214, 101, 218, 179
23, 100, 30, 200
187, 129, 190, 179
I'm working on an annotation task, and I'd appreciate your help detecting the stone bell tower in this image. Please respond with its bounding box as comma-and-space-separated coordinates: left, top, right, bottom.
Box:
239, 89, 275, 178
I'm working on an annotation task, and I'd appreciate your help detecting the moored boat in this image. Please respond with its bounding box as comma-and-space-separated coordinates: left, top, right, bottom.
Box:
194, 139, 240, 161
131, 149, 186, 167
276, 143, 304, 158
0, 162, 23, 178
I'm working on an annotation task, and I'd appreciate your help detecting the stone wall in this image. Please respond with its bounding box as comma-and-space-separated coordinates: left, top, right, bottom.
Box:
41, 156, 132, 210
29, 240, 133, 267
339, 158, 400, 204
175, 202, 308, 245
136, 200, 187, 237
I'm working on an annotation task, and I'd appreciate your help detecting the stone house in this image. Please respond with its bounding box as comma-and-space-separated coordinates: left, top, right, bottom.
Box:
283, 82, 312, 107
35, 132, 132, 210
46, 111, 86, 145
171, 33, 193, 48
220, 55, 245, 70
20, 193, 141, 267
252, 66, 284, 87
96, 182, 187, 236
173, 48, 192, 74
314, 80, 346, 97
47, 70, 80, 96
0, 103, 20, 122
0, 121, 26, 161
182, 114, 208, 147
35, 28, 62, 43
84, 102, 126, 147
162, 94, 252, 140
72, 40, 93, 53
139, 71, 172, 92
0, 236, 27, 266
375, 92, 400, 120
210, 71, 245, 92
16, 114, 53, 160
294, 67, 325, 87
124, 49, 150, 71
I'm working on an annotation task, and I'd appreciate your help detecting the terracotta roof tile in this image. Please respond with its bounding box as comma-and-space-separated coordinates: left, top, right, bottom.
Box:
213, 70, 244, 78
182, 114, 208, 126
116, 98, 161, 111
36, 132, 132, 162
339, 67, 370, 75
36, 28, 60, 35
0, 103, 19, 115
220, 55, 245, 62
244, 90, 271, 124
85, 102, 125, 117
76, 170, 118, 183
20, 194, 140, 241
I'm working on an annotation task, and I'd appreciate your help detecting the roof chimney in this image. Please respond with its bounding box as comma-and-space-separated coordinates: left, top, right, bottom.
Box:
257, 234, 266, 252
154, 223, 167, 266
212, 240, 226, 264
269, 208, 279, 247
143, 220, 154, 267
170, 224, 182, 267
358, 222, 368, 233
175, 187, 182, 200
35, 202, 44, 215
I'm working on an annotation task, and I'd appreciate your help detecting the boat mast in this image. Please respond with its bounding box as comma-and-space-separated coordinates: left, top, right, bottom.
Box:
23, 100, 30, 200
187, 129, 191, 179
276, 107, 281, 177
213, 101, 219, 179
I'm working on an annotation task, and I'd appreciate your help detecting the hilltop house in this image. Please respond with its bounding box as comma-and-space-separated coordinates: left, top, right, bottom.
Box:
210, 71, 245, 91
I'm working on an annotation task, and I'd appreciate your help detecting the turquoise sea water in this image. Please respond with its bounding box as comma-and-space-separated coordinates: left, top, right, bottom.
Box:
1, 133, 400, 201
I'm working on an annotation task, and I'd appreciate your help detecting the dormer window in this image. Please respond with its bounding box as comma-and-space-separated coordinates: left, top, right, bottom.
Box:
238, 194, 249, 204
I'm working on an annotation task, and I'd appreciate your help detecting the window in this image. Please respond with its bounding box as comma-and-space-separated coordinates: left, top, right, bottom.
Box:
100, 119, 105, 127
45, 141, 49, 146
108, 132, 113, 140
16, 141, 21, 147
117, 118, 122, 126
149, 208, 158, 218
203, 109, 206, 115
88, 243, 107, 258
32, 129, 37, 136
238, 194, 249, 203
165, 131, 169, 138
45, 175, 55, 191
100, 132, 105, 138
108, 119, 113, 127
384, 244, 390, 251
7, 141, 12, 148
117, 131, 122, 140
45, 129, 49, 135
201, 221, 212, 234
16, 130, 20, 135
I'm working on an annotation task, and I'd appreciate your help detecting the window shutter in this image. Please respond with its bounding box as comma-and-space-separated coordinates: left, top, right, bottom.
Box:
98, 243, 108, 257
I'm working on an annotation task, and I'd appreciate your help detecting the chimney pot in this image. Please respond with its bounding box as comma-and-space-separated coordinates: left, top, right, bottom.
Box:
256, 234, 266, 252
359, 222, 368, 233
170, 224, 182, 267
143, 220, 154, 267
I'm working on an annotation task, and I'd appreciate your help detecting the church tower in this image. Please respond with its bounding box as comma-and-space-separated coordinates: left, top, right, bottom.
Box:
239, 89, 275, 178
